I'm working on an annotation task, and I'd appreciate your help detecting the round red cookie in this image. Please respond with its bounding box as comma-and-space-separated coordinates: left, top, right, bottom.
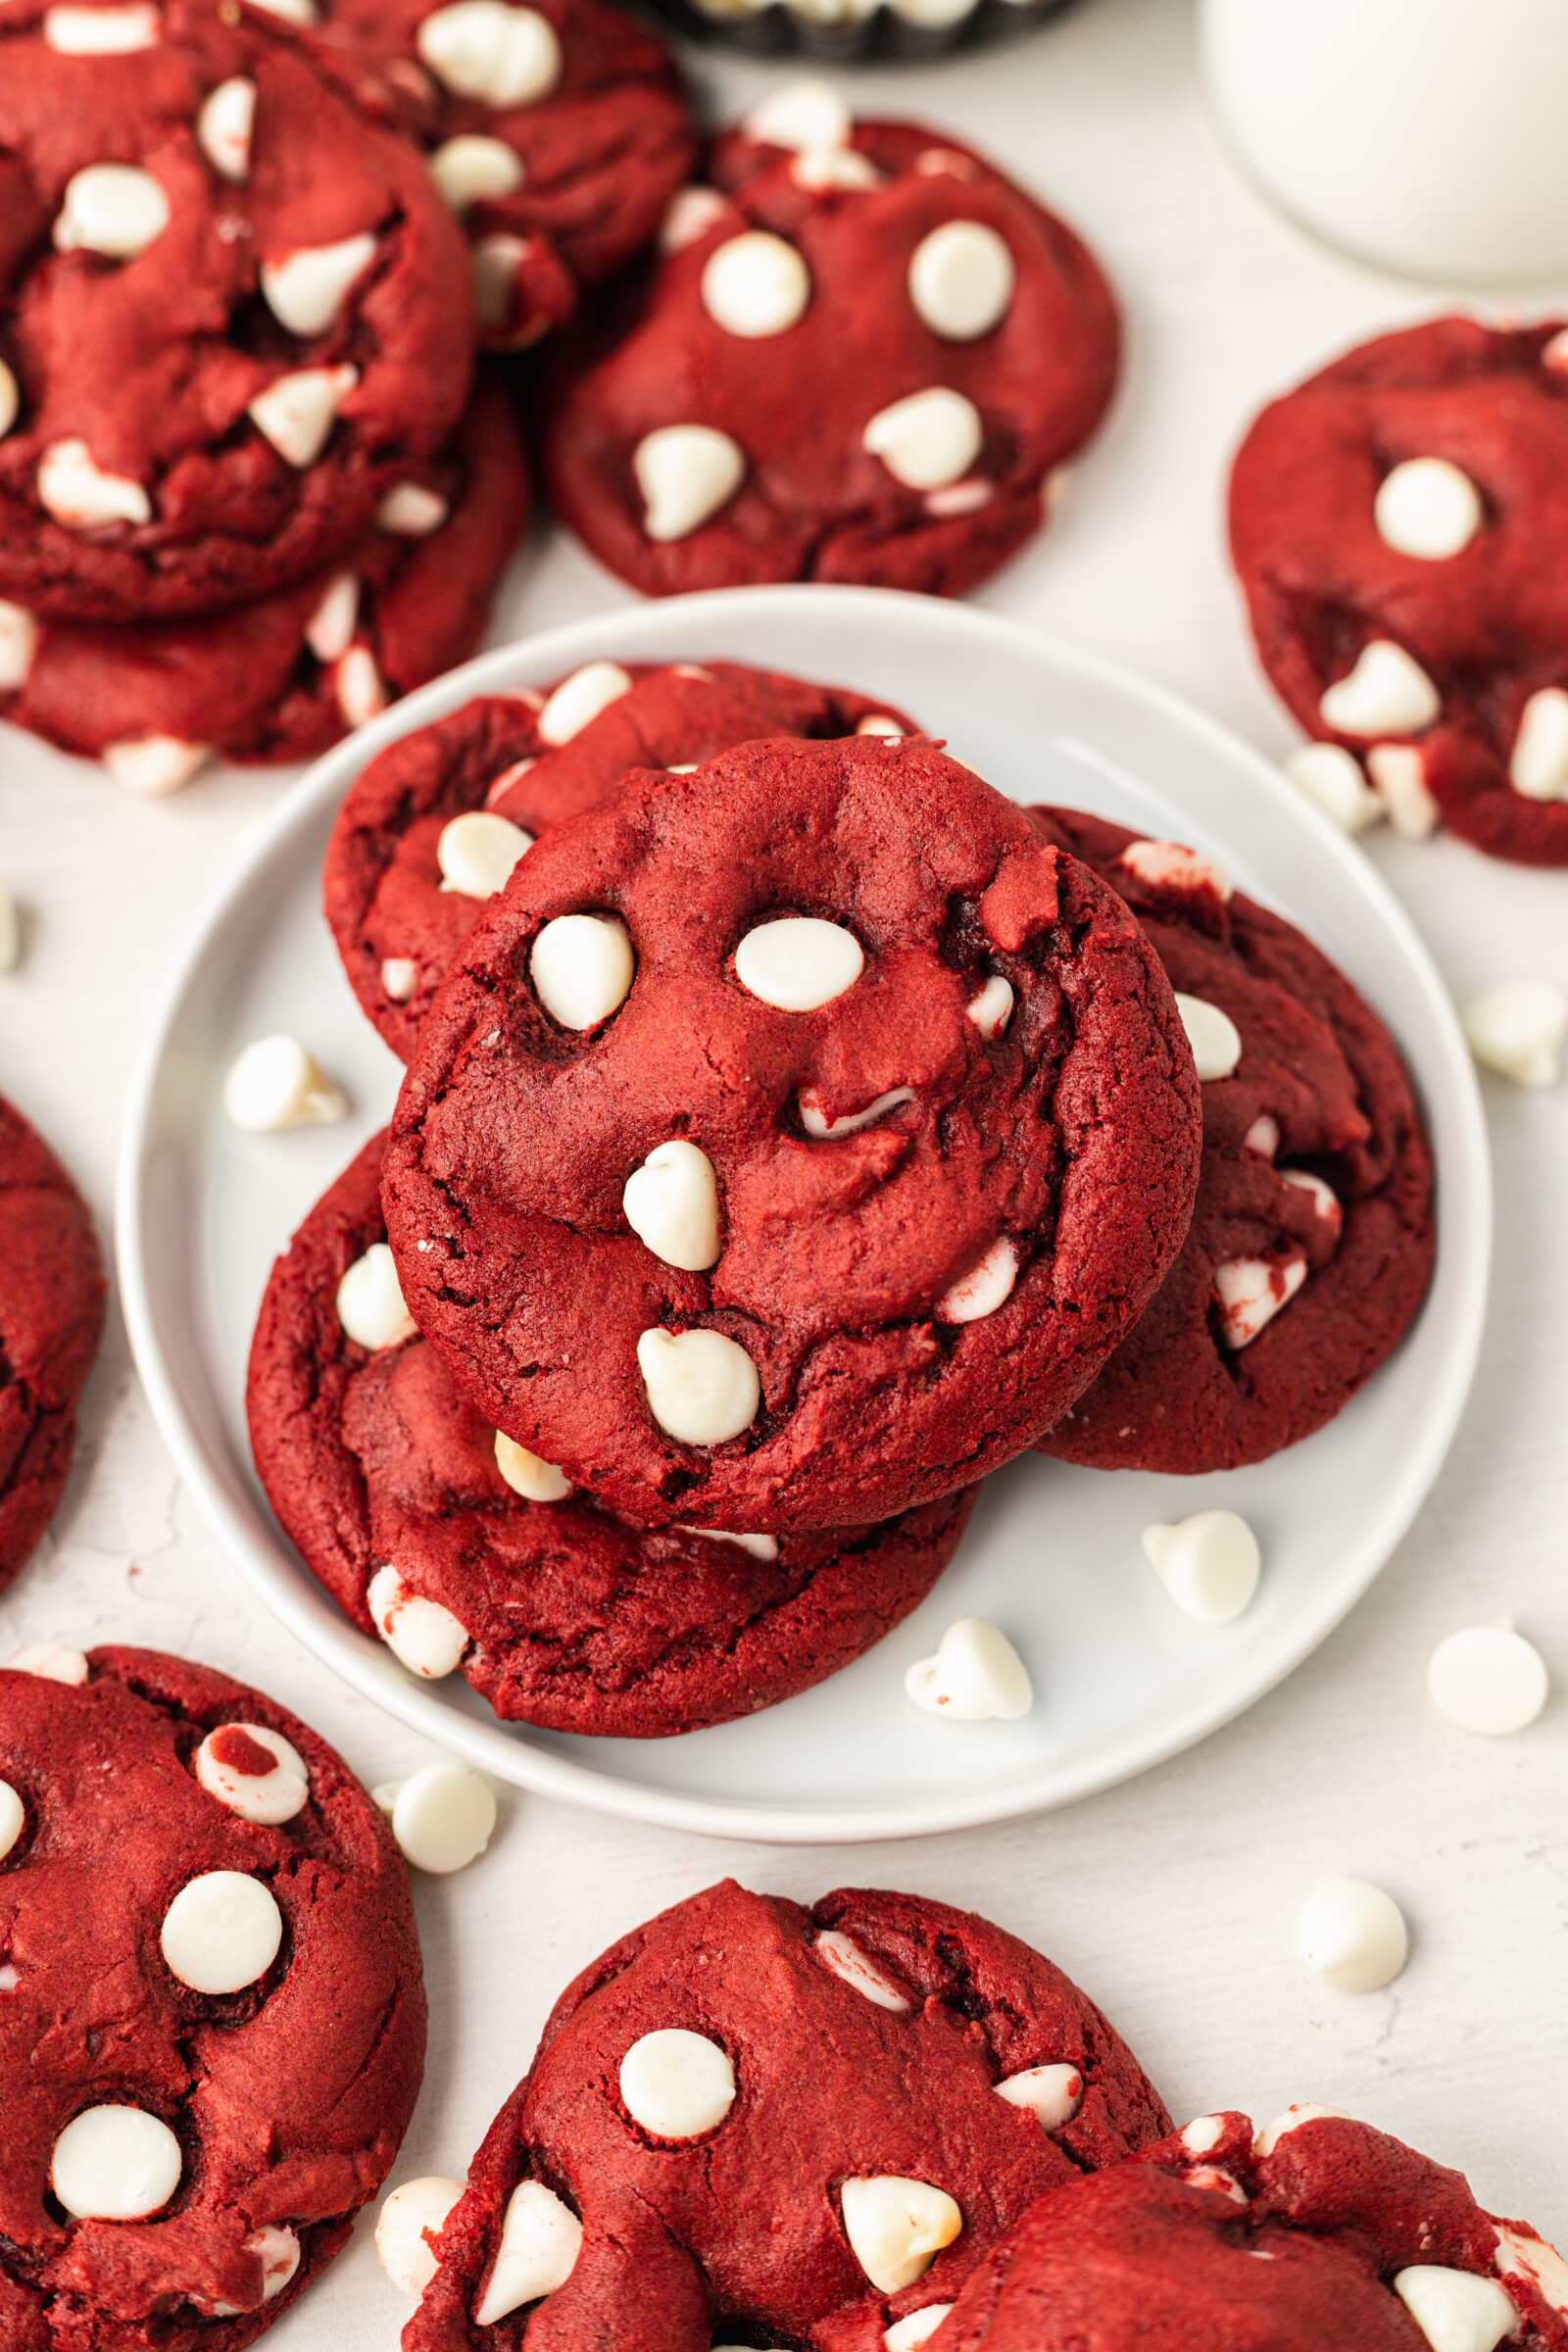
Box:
931, 2105, 1568, 2352
1230, 316, 1568, 865
0, 1095, 105, 1593
398, 1879, 1172, 2351
382, 735, 1202, 1532
0, 368, 527, 779
247, 1131, 975, 1736
538, 94, 1119, 598
322, 657, 918, 1060
0, 1642, 426, 2350
1029, 808, 1434, 1474
0, 0, 474, 623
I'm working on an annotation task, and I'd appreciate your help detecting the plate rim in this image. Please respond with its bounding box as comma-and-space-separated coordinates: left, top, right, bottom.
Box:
116, 582, 1493, 1844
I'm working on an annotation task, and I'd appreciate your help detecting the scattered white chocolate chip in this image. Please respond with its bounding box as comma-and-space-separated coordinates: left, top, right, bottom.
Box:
1319, 641, 1441, 738
1395, 2267, 1519, 2352
52, 2107, 182, 2221
856, 712, 905, 736
249, 0, 318, 18
5, 1644, 88, 1685
428, 132, 523, 213
1181, 2115, 1227, 2155
623, 1139, 721, 1271
925, 478, 992, 518
677, 1526, 778, 1561
1118, 839, 1233, 900
813, 1929, 911, 2012
0, 1782, 24, 1863
538, 661, 634, 745
44, 2, 158, 47
660, 185, 728, 254
884, 2311, 955, 2352
1374, 459, 1483, 562
905, 1616, 1032, 1721
1245, 1114, 1279, 1156
1366, 743, 1441, 840
734, 915, 862, 1011
437, 809, 534, 899
530, 912, 635, 1029
994, 2063, 1083, 2130
472, 2180, 582, 2327
337, 1243, 416, 1351
636, 1327, 760, 1446
197, 76, 255, 182
1284, 743, 1383, 833
203, 2226, 300, 2316
702, 232, 810, 338
37, 438, 151, 529
1298, 1877, 1408, 1992
0, 602, 30, 692
335, 646, 386, 729
1214, 1251, 1306, 1349
1251, 2104, 1348, 2159
383, 1761, 496, 1874
248, 366, 358, 468
841, 2177, 962, 2296
368, 1564, 468, 1678
416, 1, 561, 104
863, 387, 983, 492
305, 571, 358, 662
382, 956, 418, 1004
1280, 1168, 1342, 1230
1462, 983, 1567, 1088
907, 220, 1014, 342
1141, 1510, 1260, 1625
935, 1234, 1018, 1324
1174, 993, 1242, 1082
619, 2029, 735, 2139
54, 164, 170, 260
965, 973, 1014, 1039
194, 1724, 310, 1825
376, 2178, 465, 2298
794, 146, 881, 192
1494, 2227, 1568, 2319
261, 233, 377, 338
0, 878, 20, 974
102, 734, 209, 796
494, 1432, 571, 1502
1508, 688, 1568, 803
223, 1035, 346, 1132
1428, 1626, 1548, 1737
161, 1870, 282, 1994
376, 480, 451, 536
742, 78, 852, 152
635, 423, 746, 542
799, 1086, 913, 1139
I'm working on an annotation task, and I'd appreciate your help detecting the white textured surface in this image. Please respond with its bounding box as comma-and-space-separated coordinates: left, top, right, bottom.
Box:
0, 4, 1564, 2337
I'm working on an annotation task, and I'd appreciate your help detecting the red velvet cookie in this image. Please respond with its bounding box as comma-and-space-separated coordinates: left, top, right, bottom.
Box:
247, 1132, 975, 1736
395, 1879, 1172, 2351
0, 1642, 426, 2350
538, 94, 1119, 598
1029, 809, 1434, 1475
1230, 316, 1568, 865
0, 368, 527, 781
931, 2105, 1568, 2352
322, 657, 917, 1060
0, 0, 474, 623
383, 736, 1202, 1532
0, 1095, 105, 1593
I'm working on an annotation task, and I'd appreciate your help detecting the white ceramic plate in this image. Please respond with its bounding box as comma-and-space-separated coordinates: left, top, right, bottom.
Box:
117, 585, 1490, 1843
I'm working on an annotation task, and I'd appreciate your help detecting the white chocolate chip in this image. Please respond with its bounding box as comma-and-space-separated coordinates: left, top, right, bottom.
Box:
1428, 1626, 1548, 1737
1494, 2227, 1568, 2319
924, 478, 992, 518
0, 1782, 24, 1863
702, 232, 810, 338
794, 146, 881, 192
494, 1432, 571, 1501
907, 220, 1014, 342
306, 571, 359, 662
1280, 1167, 1342, 1230
337, 1243, 416, 1351
1251, 2104, 1349, 2159
619, 2029, 735, 2139
249, 366, 358, 468
44, 2, 158, 47
37, 438, 151, 529
1366, 743, 1441, 840
376, 480, 451, 536
994, 2062, 1083, 2130
1508, 687, 1568, 802
52, 2107, 181, 2221
636, 1327, 760, 1446
437, 809, 534, 899
54, 165, 170, 260
799, 1086, 913, 1139
194, 1724, 310, 1825
1319, 641, 1441, 738
623, 1139, 721, 1271
471, 232, 526, 333
1374, 460, 1483, 562
382, 956, 418, 1003
1462, 983, 1567, 1088
1284, 743, 1384, 833
1214, 1251, 1306, 1349
1142, 1509, 1260, 1625
0, 602, 37, 690
936, 1234, 1018, 1324
161, 1870, 282, 1993
885, 2311, 955, 2351
841, 2178, 962, 2296
223, 1035, 346, 1131
530, 912, 635, 1029
863, 387, 983, 492
856, 712, 906, 736
336, 646, 386, 729
742, 78, 852, 152
376, 2178, 465, 2298
428, 133, 523, 213
203, 2226, 300, 2317
249, 0, 318, 17
388, 1761, 496, 1873
416, 1, 562, 105
1174, 993, 1242, 1082
1118, 839, 1233, 901
261, 233, 377, 338
472, 2180, 582, 2326
813, 1929, 912, 2012
634, 424, 746, 542
1245, 1114, 1279, 1156
197, 77, 255, 182
660, 186, 727, 255
6, 1644, 89, 1685
965, 974, 1014, 1039
734, 914, 862, 1011
1298, 1877, 1408, 1992
1395, 2267, 1519, 2352
676, 1525, 778, 1560
368, 1564, 468, 1679
1181, 2115, 1227, 2155
538, 661, 633, 745
102, 734, 209, 795
905, 1615, 1033, 1721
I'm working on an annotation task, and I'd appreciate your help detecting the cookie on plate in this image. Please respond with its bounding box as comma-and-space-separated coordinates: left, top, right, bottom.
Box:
0, 1642, 426, 2347
248, 1133, 975, 1736
322, 657, 916, 1059
0, 369, 528, 783
932, 2104, 1568, 2352
0, 1096, 105, 1592
1230, 316, 1568, 865
539, 87, 1118, 598
387, 1879, 1171, 2349
1030, 808, 1434, 1475
383, 735, 1202, 1531
0, 0, 473, 623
